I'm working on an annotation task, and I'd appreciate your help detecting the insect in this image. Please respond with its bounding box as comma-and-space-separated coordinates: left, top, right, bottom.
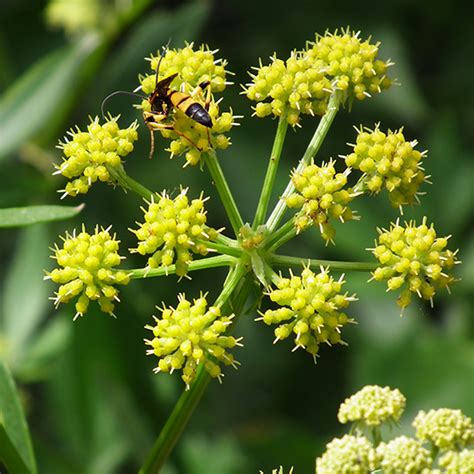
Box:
101, 44, 214, 159
142, 48, 213, 159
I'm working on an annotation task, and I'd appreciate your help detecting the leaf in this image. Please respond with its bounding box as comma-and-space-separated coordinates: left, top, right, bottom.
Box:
0, 33, 105, 160
0, 204, 84, 228
1, 224, 51, 371
0, 359, 37, 474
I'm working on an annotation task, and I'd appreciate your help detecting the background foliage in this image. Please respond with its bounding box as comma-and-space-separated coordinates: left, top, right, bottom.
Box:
0, 0, 472, 473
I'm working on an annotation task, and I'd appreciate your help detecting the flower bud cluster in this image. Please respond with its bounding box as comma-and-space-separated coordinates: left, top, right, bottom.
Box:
130, 189, 218, 276
338, 385, 406, 427
413, 409, 474, 452
305, 28, 393, 103
316, 435, 379, 474
439, 449, 474, 473
140, 43, 229, 95
286, 160, 357, 243
56, 116, 138, 197
244, 51, 332, 126
145, 294, 242, 387
261, 266, 355, 359
376, 436, 433, 473
371, 218, 459, 308
46, 226, 129, 319
345, 125, 428, 208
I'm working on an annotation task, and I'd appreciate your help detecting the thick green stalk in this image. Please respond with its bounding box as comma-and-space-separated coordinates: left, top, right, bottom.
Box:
252, 112, 288, 228
128, 255, 236, 279
270, 254, 378, 272
266, 92, 342, 231
204, 151, 244, 237
107, 165, 154, 200
139, 264, 252, 474
264, 218, 297, 251
204, 241, 243, 258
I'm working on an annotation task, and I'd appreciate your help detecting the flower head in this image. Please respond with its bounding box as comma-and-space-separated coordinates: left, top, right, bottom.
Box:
130, 189, 219, 276
344, 124, 428, 209
316, 434, 379, 473
55, 116, 138, 197
338, 385, 406, 427
139, 43, 236, 165
261, 266, 356, 360
244, 50, 332, 126
439, 449, 474, 474
413, 409, 474, 451
305, 28, 393, 104
376, 436, 433, 473
371, 218, 460, 308
286, 159, 357, 243
145, 294, 242, 387
46, 0, 101, 34
46, 225, 130, 319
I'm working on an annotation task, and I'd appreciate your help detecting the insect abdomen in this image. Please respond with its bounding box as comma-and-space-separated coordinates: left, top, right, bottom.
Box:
185, 103, 213, 128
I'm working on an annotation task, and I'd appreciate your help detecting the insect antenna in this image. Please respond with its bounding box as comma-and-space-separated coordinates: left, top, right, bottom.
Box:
155, 39, 172, 87
100, 90, 147, 119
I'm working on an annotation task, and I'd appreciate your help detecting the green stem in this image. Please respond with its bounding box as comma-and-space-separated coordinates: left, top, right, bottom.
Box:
252, 112, 288, 228
128, 255, 236, 279
139, 264, 252, 474
264, 218, 297, 251
204, 241, 243, 258
270, 254, 378, 272
266, 92, 342, 231
107, 165, 154, 200
204, 151, 244, 237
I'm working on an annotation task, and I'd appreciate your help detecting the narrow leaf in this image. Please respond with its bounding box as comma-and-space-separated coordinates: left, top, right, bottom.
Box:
0, 360, 37, 474
0, 204, 84, 228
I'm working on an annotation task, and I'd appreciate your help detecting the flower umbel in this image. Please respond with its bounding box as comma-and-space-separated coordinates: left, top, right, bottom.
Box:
305, 28, 393, 104
286, 159, 357, 243
413, 408, 474, 452
344, 124, 428, 209
130, 189, 219, 277
46, 225, 130, 319
371, 218, 460, 308
145, 294, 242, 387
316, 434, 379, 474
338, 385, 406, 427
55, 115, 138, 197
261, 266, 356, 360
439, 449, 474, 473
376, 436, 433, 473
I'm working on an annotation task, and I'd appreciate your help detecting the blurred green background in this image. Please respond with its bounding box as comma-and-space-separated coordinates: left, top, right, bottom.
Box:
0, 0, 472, 473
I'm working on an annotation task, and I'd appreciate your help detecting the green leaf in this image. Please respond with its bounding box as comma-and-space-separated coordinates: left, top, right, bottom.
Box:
0, 204, 84, 228
1, 224, 51, 371
0, 33, 104, 159
0, 359, 37, 474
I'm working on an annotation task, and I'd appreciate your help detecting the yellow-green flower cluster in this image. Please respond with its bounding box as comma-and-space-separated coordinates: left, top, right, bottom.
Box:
56, 116, 138, 197
376, 436, 433, 473
261, 266, 355, 359
371, 218, 460, 308
145, 294, 242, 387
259, 467, 293, 474
338, 385, 406, 427
286, 160, 357, 243
130, 189, 218, 276
344, 125, 428, 209
139, 43, 236, 165
305, 28, 393, 103
46, 226, 130, 319
140, 43, 229, 95
413, 409, 474, 451
244, 51, 332, 126
46, 0, 101, 35
439, 449, 474, 473
316, 435, 379, 474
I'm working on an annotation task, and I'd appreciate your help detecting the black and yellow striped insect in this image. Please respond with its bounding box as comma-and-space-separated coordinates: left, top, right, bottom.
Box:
143, 51, 213, 158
